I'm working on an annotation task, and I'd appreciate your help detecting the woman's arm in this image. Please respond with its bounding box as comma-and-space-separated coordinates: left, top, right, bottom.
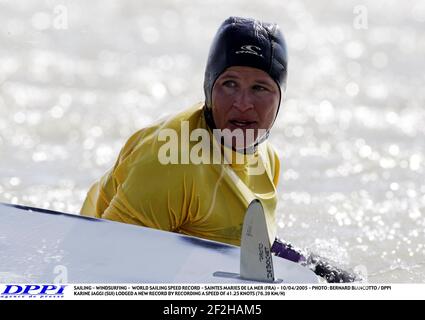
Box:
271, 238, 360, 283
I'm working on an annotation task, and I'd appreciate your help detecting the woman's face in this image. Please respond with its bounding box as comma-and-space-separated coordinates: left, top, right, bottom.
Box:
211, 66, 281, 149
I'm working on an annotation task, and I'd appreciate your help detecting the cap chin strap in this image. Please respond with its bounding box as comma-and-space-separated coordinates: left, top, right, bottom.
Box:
203, 106, 270, 155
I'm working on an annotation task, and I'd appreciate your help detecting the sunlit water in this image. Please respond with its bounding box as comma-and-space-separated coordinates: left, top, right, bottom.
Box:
0, 0, 424, 282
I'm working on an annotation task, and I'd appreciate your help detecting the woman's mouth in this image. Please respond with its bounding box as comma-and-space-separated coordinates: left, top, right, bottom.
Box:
229, 119, 257, 129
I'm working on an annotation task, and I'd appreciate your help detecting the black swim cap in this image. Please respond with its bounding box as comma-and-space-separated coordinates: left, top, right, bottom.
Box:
203, 16, 288, 110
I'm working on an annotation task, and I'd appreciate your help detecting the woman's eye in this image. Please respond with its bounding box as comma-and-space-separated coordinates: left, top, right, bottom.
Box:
253, 85, 268, 91
223, 80, 237, 88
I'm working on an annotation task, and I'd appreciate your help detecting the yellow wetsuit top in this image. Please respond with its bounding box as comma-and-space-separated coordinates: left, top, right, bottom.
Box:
80, 103, 280, 246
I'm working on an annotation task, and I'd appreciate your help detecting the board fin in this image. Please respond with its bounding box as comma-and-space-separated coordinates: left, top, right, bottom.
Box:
214, 199, 279, 283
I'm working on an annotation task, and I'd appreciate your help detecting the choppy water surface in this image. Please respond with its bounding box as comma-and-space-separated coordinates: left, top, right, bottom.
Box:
0, 0, 424, 282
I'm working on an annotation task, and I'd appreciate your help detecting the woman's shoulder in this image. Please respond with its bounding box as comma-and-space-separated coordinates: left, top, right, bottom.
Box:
118, 102, 204, 159
114, 103, 206, 179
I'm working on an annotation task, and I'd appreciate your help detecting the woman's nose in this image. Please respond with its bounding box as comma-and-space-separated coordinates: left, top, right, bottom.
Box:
232, 89, 254, 112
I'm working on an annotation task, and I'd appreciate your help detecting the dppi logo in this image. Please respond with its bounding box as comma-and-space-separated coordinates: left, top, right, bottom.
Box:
1, 285, 67, 298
